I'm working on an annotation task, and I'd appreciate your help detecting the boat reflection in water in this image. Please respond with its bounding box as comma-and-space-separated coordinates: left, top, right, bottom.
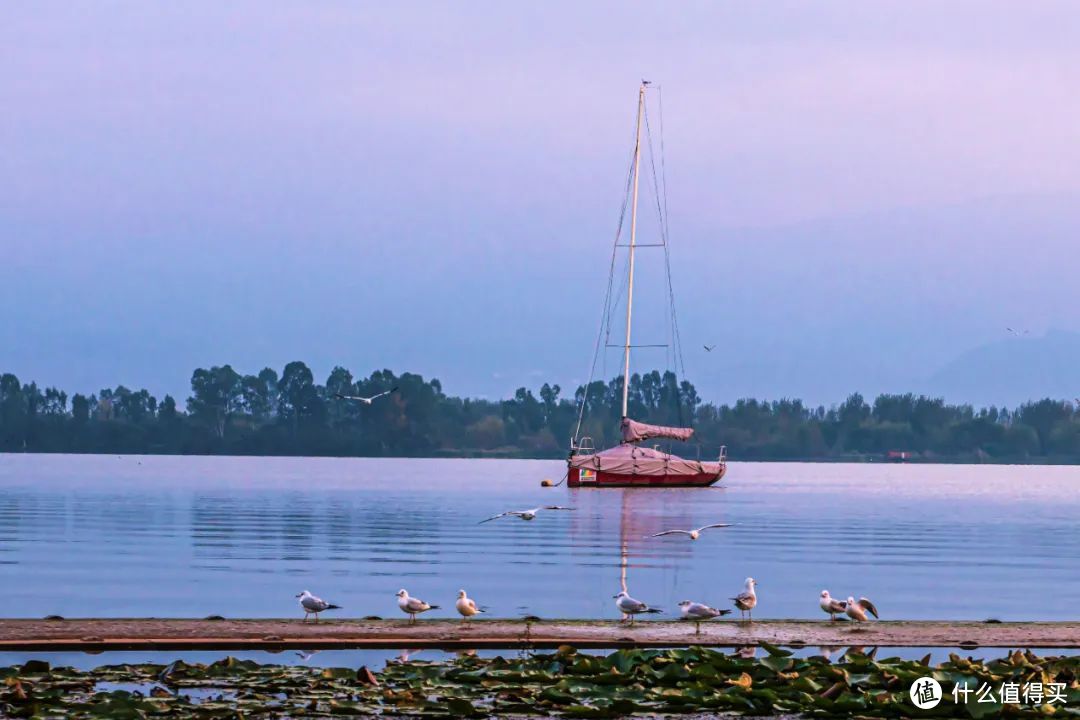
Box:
566, 485, 730, 608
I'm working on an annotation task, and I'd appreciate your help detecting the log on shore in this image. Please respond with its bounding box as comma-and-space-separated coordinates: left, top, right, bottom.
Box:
1, 618, 1077, 652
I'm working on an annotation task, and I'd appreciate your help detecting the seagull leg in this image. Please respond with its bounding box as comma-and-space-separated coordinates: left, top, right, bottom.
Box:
314, 612, 319, 623
695, 621, 701, 635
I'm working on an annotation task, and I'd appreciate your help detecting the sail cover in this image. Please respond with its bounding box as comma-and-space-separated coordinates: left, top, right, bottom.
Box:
621, 417, 694, 443
569, 444, 721, 477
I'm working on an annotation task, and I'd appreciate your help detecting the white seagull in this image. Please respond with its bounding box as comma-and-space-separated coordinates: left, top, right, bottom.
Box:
647, 523, 732, 540
819, 590, 848, 621
334, 387, 398, 405
295, 590, 341, 622
678, 600, 731, 634
613, 591, 663, 626
844, 596, 879, 623
396, 589, 439, 624
455, 589, 485, 622
730, 577, 758, 621
479, 505, 573, 524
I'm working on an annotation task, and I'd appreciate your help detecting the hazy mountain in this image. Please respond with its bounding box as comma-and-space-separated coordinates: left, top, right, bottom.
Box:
924, 330, 1080, 408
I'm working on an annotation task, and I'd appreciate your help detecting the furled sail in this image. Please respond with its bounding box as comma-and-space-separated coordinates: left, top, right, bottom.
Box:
620, 417, 694, 444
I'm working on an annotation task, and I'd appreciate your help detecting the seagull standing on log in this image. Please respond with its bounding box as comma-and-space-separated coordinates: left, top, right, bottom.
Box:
678, 600, 730, 633
844, 596, 879, 623
396, 589, 439, 624
296, 590, 341, 622
613, 591, 663, 626
731, 577, 758, 621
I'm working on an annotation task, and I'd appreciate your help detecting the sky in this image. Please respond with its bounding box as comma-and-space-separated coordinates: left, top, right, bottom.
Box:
3, 2, 1080, 408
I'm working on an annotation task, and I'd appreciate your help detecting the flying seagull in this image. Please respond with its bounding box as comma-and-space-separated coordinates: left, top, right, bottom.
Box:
647, 523, 732, 540
455, 589, 486, 622
678, 601, 731, 634
844, 596, 879, 623
396, 589, 439, 624
334, 387, 399, 404
296, 590, 341, 622
730, 577, 758, 622
703, 344, 715, 352
613, 591, 662, 626
479, 505, 573, 523
819, 590, 848, 621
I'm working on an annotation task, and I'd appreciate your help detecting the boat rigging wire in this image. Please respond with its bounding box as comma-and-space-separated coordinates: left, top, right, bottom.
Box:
574, 84, 691, 443
573, 137, 638, 445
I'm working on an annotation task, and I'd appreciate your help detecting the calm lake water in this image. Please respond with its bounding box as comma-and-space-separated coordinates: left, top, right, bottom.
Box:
0, 454, 1077, 623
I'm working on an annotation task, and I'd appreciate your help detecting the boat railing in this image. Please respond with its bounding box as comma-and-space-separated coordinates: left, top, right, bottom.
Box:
718, 445, 728, 463
571, 436, 596, 456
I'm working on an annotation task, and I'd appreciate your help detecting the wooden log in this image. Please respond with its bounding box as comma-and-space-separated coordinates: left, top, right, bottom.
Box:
0, 618, 1077, 651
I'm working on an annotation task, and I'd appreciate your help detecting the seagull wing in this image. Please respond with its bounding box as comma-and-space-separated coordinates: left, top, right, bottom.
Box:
857, 597, 879, 619
649, 530, 692, 538
695, 523, 732, 533
302, 596, 328, 612
406, 598, 430, 612
542, 505, 572, 511
827, 599, 847, 613
478, 511, 512, 524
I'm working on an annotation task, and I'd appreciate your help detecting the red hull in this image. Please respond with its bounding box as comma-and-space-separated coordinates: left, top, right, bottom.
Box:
567, 463, 725, 488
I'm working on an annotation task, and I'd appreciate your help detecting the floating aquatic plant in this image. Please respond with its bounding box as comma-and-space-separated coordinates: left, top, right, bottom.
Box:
0, 646, 1076, 718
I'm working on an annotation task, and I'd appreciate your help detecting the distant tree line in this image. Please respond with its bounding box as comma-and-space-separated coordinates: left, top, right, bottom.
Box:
1, 364, 1079, 462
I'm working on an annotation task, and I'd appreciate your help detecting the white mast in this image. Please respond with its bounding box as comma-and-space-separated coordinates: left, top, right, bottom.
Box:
621, 82, 646, 419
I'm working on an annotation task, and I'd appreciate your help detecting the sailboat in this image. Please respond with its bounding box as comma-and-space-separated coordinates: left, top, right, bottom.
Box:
567, 82, 727, 488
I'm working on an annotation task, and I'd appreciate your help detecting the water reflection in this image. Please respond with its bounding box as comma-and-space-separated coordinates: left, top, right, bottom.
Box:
0, 455, 1077, 621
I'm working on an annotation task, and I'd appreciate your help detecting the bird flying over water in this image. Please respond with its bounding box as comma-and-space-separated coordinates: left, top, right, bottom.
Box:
479, 506, 573, 523
613, 591, 662, 626
678, 600, 730, 633
334, 387, 399, 404
647, 523, 731, 540
730, 577, 758, 621
844, 596, 879, 623
296, 590, 341, 622
396, 589, 439, 624
819, 590, 848, 621
455, 589, 485, 621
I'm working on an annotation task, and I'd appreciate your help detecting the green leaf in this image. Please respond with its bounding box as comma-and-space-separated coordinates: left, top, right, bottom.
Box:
758, 642, 793, 657
443, 697, 478, 716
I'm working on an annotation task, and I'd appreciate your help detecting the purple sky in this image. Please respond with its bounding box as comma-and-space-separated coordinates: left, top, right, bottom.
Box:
3, 2, 1080, 407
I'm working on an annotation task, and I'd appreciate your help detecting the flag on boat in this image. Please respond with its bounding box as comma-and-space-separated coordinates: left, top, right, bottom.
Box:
620, 417, 694, 444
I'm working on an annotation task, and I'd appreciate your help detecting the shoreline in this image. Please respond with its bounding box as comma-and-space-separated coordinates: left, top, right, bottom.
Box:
4, 450, 1080, 466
